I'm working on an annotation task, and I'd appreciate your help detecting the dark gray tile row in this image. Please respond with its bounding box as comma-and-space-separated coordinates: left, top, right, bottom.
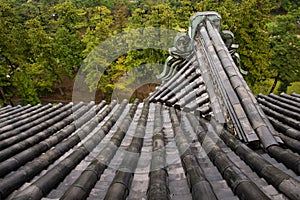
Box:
257, 93, 300, 176
103, 101, 150, 200
1, 101, 117, 199
0, 105, 14, 114
197, 22, 258, 143
0, 105, 28, 119
1, 100, 299, 200
147, 103, 170, 200
0, 104, 33, 124
205, 19, 279, 147
186, 114, 271, 200
0, 104, 49, 128
9, 100, 128, 200
280, 93, 300, 104
258, 94, 300, 114
0, 103, 79, 153
203, 117, 300, 200
60, 100, 139, 200
170, 108, 218, 200
149, 46, 212, 119
0, 102, 101, 178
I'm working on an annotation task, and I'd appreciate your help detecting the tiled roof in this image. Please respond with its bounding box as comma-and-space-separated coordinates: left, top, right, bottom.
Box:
258, 93, 300, 154
0, 11, 299, 200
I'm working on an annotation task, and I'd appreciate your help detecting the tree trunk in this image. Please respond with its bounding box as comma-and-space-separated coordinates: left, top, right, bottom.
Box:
278, 80, 290, 94
269, 73, 280, 94
0, 87, 8, 105
59, 87, 65, 96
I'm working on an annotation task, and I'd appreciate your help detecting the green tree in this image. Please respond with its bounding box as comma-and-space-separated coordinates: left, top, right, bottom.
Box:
146, 3, 176, 28
79, 5, 114, 97
112, 5, 130, 33
44, 2, 86, 82
81, 6, 114, 56
269, 8, 300, 93
174, 0, 197, 29
125, 3, 176, 72
0, 1, 87, 104
70, 0, 115, 9
0, 2, 35, 104
236, 0, 273, 86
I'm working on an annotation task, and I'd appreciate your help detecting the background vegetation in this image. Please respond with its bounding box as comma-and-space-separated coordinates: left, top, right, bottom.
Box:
0, 0, 299, 105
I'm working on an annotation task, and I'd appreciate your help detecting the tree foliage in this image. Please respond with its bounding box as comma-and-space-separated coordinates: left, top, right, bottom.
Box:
269, 7, 300, 93
0, 0, 299, 105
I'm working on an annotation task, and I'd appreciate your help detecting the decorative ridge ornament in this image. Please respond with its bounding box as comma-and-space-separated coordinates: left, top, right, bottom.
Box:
189, 11, 221, 40
221, 30, 248, 75
157, 33, 194, 81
